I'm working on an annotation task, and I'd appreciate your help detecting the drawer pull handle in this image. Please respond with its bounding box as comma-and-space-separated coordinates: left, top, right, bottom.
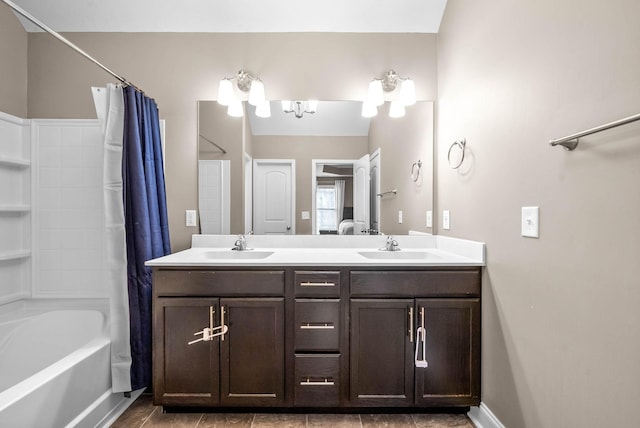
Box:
299, 323, 335, 330
300, 378, 335, 386
300, 281, 335, 287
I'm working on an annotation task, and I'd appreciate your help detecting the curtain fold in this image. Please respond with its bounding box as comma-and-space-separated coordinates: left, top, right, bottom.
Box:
92, 84, 131, 393
335, 179, 346, 226
122, 86, 171, 390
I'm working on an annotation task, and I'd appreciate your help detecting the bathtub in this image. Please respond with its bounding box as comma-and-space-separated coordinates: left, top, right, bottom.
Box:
0, 299, 138, 428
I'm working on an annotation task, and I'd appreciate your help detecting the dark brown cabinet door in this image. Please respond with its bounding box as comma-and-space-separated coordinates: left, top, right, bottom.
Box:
154, 298, 220, 406
220, 298, 285, 406
414, 298, 480, 407
350, 299, 414, 406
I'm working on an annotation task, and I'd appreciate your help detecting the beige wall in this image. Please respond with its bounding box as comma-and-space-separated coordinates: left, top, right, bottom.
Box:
252, 135, 368, 234
369, 101, 434, 235
437, 1, 640, 426
26, 32, 437, 250
0, 3, 27, 117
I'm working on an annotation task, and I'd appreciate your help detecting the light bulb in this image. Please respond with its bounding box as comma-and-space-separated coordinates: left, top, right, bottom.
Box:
255, 100, 271, 118
389, 99, 406, 118
217, 78, 234, 106
400, 79, 416, 106
368, 80, 384, 107
227, 99, 244, 117
361, 101, 378, 118
248, 80, 265, 107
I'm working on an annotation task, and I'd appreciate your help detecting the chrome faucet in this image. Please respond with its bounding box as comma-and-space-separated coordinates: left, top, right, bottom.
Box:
232, 234, 248, 251
381, 235, 400, 251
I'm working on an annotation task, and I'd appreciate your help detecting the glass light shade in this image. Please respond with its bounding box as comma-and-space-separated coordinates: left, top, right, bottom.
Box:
361, 101, 378, 118
217, 78, 234, 106
368, 80, 384, 106
248, 80, 265, 107
400, 79, 416, 106
281, 100, 292, 112
306, 99, 318, 113
389, 99, 406, 118
227, 99, 244, 117
255, 100, 271, 118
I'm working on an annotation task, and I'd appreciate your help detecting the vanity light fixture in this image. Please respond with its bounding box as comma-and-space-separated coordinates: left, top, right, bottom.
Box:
282, 100, 318, 119
217, 69, 270, 118
362, 70, 416, 118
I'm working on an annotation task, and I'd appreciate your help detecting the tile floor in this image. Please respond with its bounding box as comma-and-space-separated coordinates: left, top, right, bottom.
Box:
111, 395, 475, 428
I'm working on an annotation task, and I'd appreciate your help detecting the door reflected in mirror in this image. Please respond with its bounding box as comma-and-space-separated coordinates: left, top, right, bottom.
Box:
197, 100, 433, 235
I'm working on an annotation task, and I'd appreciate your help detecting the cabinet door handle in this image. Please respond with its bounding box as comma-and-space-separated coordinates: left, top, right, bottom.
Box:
299, 323, 335, 330
300, 378, 335, 386
408, 306, 414, 343
300, 281, 335, 287
220, 305, 226, 341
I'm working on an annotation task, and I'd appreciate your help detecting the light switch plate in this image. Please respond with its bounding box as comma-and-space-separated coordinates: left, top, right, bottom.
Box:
301, 211, 310, 220
398, 210, 403, 224
521, 206, 539, 238
443, 210, 450, 230
185, 210, 197, 227
426, 211, 433, 228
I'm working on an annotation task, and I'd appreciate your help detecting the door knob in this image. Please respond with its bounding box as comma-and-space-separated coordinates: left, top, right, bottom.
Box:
286, 226, 291, 230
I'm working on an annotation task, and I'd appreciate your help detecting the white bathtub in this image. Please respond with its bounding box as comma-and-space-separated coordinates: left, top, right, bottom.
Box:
0, 299, 137, 428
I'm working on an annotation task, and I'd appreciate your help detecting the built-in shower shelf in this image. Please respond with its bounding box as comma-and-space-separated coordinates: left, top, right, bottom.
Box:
0, 205, 31, 213
0, 250, 31, 262
0, 156, 30, 168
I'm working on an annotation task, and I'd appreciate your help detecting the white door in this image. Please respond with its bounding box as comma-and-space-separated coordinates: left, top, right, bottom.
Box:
198, 160, 230, 234
353, 154, 370, 235
253, 160, 295, 234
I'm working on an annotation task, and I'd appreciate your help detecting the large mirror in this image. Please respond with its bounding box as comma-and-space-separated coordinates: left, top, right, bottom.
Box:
198, 100, 434, 235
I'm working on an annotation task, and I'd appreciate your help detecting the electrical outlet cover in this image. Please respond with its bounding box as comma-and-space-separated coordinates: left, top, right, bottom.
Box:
443, 210, 450, 230
185, 210, 197, 227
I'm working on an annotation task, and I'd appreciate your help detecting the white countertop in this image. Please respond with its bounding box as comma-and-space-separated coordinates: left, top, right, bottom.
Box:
146, 234, 485, 267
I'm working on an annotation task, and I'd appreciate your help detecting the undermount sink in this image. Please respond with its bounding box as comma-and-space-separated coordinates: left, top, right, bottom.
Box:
204, 250, 274, 260
357, 250, 442, 260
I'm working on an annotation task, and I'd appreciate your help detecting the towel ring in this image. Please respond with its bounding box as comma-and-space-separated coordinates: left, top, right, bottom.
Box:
447, 138, 466, 169
411, 160, 422, 182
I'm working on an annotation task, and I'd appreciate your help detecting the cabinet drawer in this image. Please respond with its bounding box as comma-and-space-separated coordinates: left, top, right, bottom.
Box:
295, 271, 341, 297
295, 300, 340, 351
154, 270, 285, 297
350, 270, 480, 297
294, 354, 340, 407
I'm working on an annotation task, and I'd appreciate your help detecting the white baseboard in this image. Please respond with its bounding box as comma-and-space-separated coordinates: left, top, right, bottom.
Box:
94, 388, 145, 428
468, 403, 505, 428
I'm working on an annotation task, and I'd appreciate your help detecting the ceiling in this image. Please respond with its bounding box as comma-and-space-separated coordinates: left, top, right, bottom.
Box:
9, 0, 448, 33
9, 0, 446, 136
247, 101, 371, 137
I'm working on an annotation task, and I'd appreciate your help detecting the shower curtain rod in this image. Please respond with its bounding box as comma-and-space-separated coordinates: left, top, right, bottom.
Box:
2, 0, 141, 92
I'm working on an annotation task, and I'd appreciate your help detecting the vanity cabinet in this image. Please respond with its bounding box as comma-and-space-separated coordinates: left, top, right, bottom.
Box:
349, 270, 481, 408
151, 265, 481, 410
153, 270, 285, 407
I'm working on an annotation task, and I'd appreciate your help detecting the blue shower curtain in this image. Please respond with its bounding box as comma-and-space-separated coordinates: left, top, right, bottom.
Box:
122, 86, 171, 390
